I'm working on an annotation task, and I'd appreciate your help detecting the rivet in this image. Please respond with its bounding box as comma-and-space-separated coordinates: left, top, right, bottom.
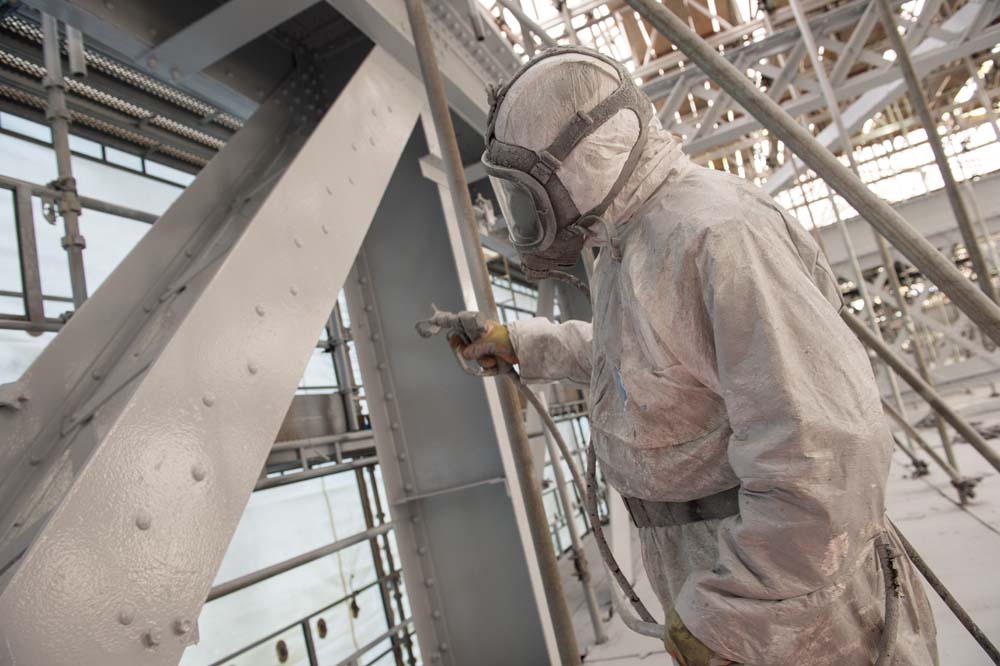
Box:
351, 142, 358, 151
202, 394, 215, 407
376, 362, 386, 370
173, 619, 192, 636
325, 186, 333, 196
91, 370, 102, 380
411, 514, 422, 524
293, 237, 303, 248
184, 249, 194, 258
405, 483, 414, 492
348, 177, 355, 185
439, 642, 450, 652
255, 305, 266, 317
371, 333, 381, 342
432, 609, 442, 619
170, 66, 181, 81
143, 628, 161, 648
191, 464, 207, 482
247, 361, 259, 375
387, 105, 393, 113
118, 606, 135, 626
359, 276, 368, 284
369, 137, 375, 146
424, 577, 435, 587
397, 452, 407, 461
321, 224, 329, 234
146, 55, 158, 68
384, 392, 394, 401
143, 304, 152, 313
135, 511, 152, 530
390, 422, 400, 430
364, 305, 373, 312
132, 351, 141, 358
289, 286, 299, 296
418, 546, 428, 555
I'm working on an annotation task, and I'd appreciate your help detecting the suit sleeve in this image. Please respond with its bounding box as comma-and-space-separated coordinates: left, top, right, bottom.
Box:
507, 317, 592, 385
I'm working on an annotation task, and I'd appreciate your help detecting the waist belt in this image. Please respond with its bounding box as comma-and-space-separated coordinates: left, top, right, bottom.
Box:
622, 486, 740, 528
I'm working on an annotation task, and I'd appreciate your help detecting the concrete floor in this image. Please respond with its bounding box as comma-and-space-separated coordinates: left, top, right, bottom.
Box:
562, 388, 1000, 665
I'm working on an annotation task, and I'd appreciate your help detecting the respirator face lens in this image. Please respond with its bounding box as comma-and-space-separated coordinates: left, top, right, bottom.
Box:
490, 175, 551, 249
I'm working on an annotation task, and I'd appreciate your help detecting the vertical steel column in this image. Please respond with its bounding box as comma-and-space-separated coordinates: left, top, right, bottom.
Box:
624, 0, 1000, 346
875, 0, 998, 304
403, 0, 580, 661
41, 14, 87, 308
327, 303, 361, 431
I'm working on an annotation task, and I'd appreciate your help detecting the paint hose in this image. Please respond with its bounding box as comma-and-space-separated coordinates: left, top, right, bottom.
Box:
515, 373, 905, 663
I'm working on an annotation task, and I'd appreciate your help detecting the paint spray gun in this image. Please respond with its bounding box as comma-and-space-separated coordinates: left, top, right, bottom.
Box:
414, 305, 510, 377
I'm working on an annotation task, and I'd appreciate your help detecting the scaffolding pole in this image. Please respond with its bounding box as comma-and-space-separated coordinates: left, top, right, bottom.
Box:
41, 14, 87, 308
875, 0, 998, 305
623, 0, 1000, 347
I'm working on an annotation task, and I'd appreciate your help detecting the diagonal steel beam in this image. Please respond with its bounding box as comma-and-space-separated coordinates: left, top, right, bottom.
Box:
0, 46, 425, 666
140, 0, 319, 82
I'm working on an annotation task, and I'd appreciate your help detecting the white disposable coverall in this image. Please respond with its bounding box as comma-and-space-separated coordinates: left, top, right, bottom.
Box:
500, 54, 937, 666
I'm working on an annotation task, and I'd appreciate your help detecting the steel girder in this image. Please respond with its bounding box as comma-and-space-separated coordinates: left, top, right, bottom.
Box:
326, 0, 520, 131
0, 45, 424, 665
343, 120, 554, 663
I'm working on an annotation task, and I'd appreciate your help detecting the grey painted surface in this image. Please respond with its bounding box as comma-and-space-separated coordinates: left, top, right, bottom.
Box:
0, 46, 423, 666
345, 123, 549, 665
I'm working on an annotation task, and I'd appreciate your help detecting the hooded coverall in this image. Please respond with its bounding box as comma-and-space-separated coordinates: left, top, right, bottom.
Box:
501, 57, 938, 666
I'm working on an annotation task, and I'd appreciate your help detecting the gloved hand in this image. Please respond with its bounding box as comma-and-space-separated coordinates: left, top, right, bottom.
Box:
449, 320, 517, 370
664, 607, 719, 666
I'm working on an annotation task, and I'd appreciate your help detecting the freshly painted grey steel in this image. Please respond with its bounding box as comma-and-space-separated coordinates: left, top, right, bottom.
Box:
625, 0, 1000, 347
325, 0, 520, 131
405, 0, 579, 660
140, 0, 319, 81
343, 140, 552, 662
0, 46, 423, 665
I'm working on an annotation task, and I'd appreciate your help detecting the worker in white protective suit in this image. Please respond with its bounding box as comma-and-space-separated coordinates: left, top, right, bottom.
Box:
459, 47, 938, 665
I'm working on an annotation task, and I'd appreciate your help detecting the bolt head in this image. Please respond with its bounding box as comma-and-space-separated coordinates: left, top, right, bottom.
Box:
135, 511, 152, 531
143, 628, 161, 648
202, 394, 215, 407
173, 619, 192, 635
118, 606, 135, 626
191, 464, 207, 482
